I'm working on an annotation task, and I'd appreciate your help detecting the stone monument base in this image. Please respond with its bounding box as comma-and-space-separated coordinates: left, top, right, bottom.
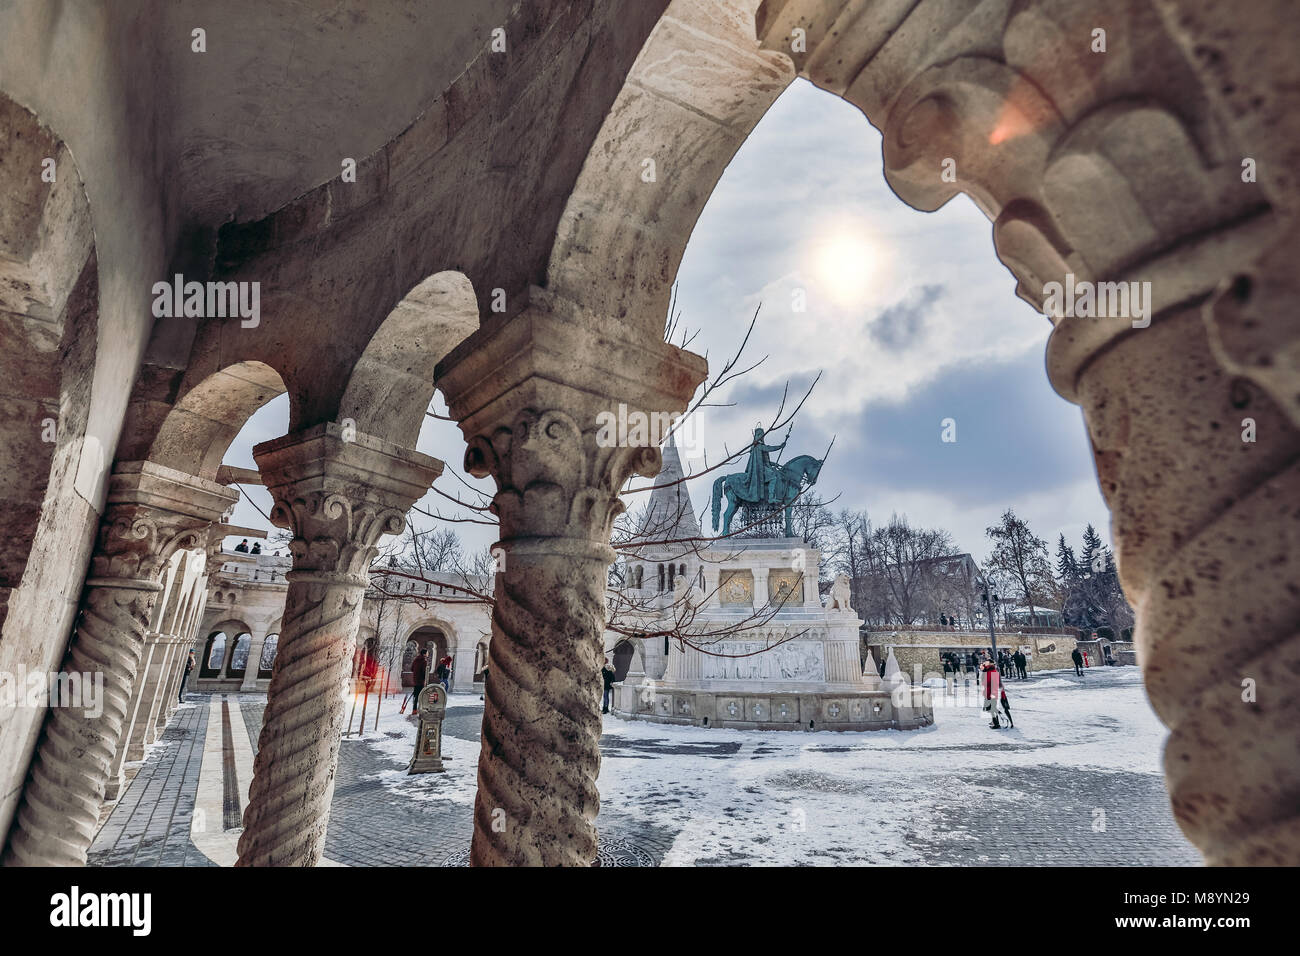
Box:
614, 680, 933, 732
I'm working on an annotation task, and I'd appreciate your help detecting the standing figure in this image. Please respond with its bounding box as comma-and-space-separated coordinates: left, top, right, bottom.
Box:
410, 648, 427, 715
179, 649, 195, 702
982, 660, 1002, 729
601, 658, 617, 714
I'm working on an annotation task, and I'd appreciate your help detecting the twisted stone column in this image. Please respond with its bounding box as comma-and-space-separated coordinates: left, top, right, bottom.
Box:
756, 0, 1300, 862
235, 423, 440, 866
437, 291, 706, 865
2, 462, 236, 865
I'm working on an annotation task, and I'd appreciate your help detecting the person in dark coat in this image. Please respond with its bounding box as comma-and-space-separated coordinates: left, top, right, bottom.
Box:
250, 541, 261, 554
433, 655, 451, 691
179, 649, 195, 701
234, 539, 250, 552
601, 658, 617, 714
1013, 649, 1027, 681
410, 649, 427, 714
999, 685, 1014, 728
1071, 647, 1085, 676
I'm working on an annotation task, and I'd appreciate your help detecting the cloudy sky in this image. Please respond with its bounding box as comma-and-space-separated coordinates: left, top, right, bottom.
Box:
223, 78, 1112, 563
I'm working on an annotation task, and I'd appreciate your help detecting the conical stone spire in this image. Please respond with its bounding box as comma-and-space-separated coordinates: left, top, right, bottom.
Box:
640, 439, 700, 549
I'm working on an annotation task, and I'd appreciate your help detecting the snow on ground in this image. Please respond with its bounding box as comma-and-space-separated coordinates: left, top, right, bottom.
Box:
355, 669, 1177, 866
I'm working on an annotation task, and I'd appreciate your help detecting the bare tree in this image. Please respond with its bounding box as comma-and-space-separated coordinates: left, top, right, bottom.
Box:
984, 508, 1054, 626
863, 513, 960, 626
366, 296, 834, 668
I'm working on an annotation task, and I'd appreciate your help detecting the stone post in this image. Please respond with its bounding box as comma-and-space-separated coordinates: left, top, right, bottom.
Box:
235, 423, 441, 867
436, 290, 706, 866
239, 626, 268, 691
2, 462, 236, 866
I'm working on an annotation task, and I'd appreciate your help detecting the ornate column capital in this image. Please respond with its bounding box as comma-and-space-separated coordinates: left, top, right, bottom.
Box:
434, 289, 707, 866
436, 288, 708, 548
89, 461, 240, 585
252, 422, 444, 579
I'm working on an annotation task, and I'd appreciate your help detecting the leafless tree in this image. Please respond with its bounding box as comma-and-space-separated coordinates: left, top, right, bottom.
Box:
984, 508, 1055, 626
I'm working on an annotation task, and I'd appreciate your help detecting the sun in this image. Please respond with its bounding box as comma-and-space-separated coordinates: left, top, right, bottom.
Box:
812, 230, 877, 308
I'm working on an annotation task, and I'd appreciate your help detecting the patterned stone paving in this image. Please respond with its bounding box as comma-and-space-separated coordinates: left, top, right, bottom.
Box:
89, 675, 1200, 867
88, 699, 216, 867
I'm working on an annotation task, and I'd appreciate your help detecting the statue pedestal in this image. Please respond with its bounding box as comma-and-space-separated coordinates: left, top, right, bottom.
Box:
612, 538, 934, 732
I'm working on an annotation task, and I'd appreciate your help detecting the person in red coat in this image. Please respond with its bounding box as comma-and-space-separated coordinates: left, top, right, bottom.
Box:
981, 660, 1002, 729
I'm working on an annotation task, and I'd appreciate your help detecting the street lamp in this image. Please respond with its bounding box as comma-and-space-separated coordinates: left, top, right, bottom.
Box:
975, 575, 999, 660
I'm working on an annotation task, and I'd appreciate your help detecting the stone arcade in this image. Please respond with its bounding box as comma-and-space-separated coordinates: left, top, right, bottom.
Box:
0, 0, 1296, 867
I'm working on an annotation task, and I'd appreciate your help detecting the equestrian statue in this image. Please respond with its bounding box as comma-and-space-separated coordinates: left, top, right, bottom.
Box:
710, 426, 823, 537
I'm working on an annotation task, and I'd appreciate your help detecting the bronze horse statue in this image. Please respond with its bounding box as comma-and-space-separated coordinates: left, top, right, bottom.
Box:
710, 454, 823, 538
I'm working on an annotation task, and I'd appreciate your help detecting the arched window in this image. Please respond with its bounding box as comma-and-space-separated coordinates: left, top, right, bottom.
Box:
667, 563, 675, 590
227, 632, 253, 678
679, 563, 686, 580
633, 565, 644, 588
657, 564, 665, 592
612, 639, 635, 681
200, 632, 228, 678
257, 634, 278, 678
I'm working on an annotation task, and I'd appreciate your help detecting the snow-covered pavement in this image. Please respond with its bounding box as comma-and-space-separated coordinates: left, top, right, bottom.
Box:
349, 666, 1201, 866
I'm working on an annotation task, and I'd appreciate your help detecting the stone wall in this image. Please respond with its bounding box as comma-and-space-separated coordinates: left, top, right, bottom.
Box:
865, 630, 1082, 679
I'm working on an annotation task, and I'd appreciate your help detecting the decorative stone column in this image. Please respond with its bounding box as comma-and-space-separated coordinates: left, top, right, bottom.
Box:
2, 462, 237, 866
103, 631, 168, 801
235, 422, 441, 867
437, 289, 706, 866
239, 626, 270, 691
756, 0, 1300, 863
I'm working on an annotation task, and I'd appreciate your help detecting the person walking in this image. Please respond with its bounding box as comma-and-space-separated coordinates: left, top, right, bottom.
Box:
1071, 646, 1085, 676
981, 660, 1002, 729
178, 649, 195, 701
601, 658, 617, 714
410, 647, 427, 715
433, 654, 451, 692
999, 685, 1015, 728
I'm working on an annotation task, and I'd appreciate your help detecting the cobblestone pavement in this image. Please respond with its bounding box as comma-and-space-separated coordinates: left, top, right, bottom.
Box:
89, 700, 216, 867
89, 669, 1201, 866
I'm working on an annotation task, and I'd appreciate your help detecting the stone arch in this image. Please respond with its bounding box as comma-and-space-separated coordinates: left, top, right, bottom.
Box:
203, 618, 253, 678
257, 633, 279, 679
0, 92, 100, 632
544, 0, 794, 341
539, 0, 1298, 865
399, 617, 456, 686
133, 360, 287, 483
199, 630, 230, 678
150, 550, 188, 633
226, 631, 254, 680
611, 639, 637, 682
338, 270, 479, 448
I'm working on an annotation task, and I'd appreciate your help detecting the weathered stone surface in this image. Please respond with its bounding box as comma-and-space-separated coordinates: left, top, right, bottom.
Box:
235, 424, 441, 866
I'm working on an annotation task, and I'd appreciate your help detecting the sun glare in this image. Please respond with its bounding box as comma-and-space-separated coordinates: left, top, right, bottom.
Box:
812, 231, 877, 308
